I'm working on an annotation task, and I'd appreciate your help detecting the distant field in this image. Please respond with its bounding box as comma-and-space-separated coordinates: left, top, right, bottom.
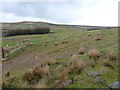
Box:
1, 22, 118, 88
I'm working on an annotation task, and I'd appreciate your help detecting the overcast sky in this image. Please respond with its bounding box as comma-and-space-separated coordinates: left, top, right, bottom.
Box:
0, 0, 119, 26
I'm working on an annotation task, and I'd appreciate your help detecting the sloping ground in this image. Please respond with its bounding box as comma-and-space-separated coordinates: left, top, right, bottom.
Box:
2, 27, 118, 88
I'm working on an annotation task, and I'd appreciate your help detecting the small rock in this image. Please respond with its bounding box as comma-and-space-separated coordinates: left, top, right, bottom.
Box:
88, 70, 107, 78
108, 81, 120, 88
36, 57, 38, 59
93, 76, 105, 84
65, 79, 72, 86
23, 60, 25, 62
88, 71, 99, 77
76, 79, 84, 83
98, 70, 107, 74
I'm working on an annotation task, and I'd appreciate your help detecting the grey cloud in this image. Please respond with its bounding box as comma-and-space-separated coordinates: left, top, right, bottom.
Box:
1, 2, 83, 23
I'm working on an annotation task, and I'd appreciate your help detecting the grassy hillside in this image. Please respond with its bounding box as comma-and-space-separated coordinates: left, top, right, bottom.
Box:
1, 23, 118, 88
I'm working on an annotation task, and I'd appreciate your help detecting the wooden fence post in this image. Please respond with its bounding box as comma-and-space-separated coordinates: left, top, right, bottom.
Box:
1, 47, 5, 58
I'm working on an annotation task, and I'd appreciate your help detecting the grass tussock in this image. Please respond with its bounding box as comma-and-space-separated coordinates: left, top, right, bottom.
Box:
54, 43, 58, 46
87, 34, 91, 36
44, 42, 48, 46
56, 70, 68, 87
36, 81, 46, 88
44, 41, 49, 46
94, 36, 102, 41
2, 76, 18, 88
106, 52, 117, 61
22, 57, 55, 85
2, 82, 6, 88
44, 43, 48, 46
3, 47, 11, 54
103, 59, 113, 69
22, 64, 50, 85
67, 54, 85, 74
5, 71, 10, 77
42, 57, 55, 66
45, 41, 48, 44
88, 49, 100, 60
78, 47, 85, 54
61, 39, 68, 44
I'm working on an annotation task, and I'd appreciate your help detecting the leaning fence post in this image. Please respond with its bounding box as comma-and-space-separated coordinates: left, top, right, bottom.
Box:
1, 47, 5, 58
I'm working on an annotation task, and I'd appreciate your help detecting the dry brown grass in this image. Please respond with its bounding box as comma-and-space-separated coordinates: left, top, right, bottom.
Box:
45, 41, 48, 44
94, 36, 102, 41
3, 47, 11, 54
66, 54, 85, 74
23, 57, 54, 84
44, 41, 48, 46
71, 54, 78, 61
59, 69, 68, 80
44, 44, 48, 46
97, 33, 101, 35
34, 65, 50, 77
16, 44, 21, 48
87, 34, 91, 36
36, 81, 46, 88
88, 49, 100, 60
106, 52, 117, 61
78, 47, 85, 54
61, 40, 68, 44
54, 43, 58, 46
42, 57, 55, 66
2, 82, 6, 88
5, 71, 10, 77
103, 59, 113, 69
53, 69, 69, 88
22, 63, 50, 85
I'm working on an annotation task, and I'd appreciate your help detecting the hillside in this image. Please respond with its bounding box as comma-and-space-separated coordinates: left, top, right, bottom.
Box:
1, 21, 117, 30
1, 21, 118, 88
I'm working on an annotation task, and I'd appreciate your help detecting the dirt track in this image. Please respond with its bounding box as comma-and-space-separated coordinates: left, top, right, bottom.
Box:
2, 46, 79, 72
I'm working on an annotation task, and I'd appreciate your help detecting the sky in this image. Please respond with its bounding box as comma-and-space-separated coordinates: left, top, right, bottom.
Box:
0, 0, 119, 26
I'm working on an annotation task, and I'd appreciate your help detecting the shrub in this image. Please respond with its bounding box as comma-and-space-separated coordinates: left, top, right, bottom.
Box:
88, 49, 100, 60
67, 54, 84, 74
22, 64, 50, 85
54, 70, 68, 88
78, 47, 85, 54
